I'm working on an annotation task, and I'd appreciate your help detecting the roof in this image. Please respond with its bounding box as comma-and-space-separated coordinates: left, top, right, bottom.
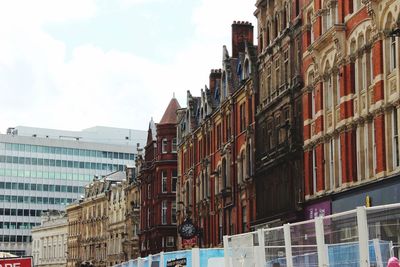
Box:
159, 97, 181, 124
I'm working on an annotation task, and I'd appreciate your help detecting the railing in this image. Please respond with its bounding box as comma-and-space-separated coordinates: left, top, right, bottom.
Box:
224, 203, 400, 267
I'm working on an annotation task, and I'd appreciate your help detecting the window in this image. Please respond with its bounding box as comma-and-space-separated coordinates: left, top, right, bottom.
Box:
217, 124, 222, 148
393, 110, 399, 168
162, 138, 168, 153
222, 158, 229, 189
372, 123, 377, 174
161, 201, 167, 225
267, 66, 272, 101
171, 202, 177, 224
390, 36, 397, 72
242, 206, 247, 233
364, 124, 369, 178
226, 114, 231, 141
162, 171, 167, 193
172, 138, 177, 153
172, 170, 177, 192
335, 72, 341, 106
328, 140, 334, 190
218, 211, 223, 243
240, 104, 246, 132
166, 236, 175, 247
284, 50, 289, 85
311, 89, 316, 119
312, 148, 317, 194
275, 58, 280, 92
147, 184, 151, 200
361, 52, 367, 91
368, 49, 374, 85
326, 76, 333, 110
337, 136, 342, 187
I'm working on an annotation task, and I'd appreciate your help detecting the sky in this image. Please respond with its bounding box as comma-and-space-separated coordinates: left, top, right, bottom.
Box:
0, 0, 257, 133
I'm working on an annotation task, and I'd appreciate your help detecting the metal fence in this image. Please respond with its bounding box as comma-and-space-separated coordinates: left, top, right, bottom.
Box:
224, 203, 400, 267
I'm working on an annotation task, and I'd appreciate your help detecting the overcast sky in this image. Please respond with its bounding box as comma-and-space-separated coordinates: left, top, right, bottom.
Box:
0, 0, 257, 133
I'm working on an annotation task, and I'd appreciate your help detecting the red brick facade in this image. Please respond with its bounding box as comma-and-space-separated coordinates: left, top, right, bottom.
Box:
303, 0, 400, 202
138, 99, 180, 256
176, 22, 256, 248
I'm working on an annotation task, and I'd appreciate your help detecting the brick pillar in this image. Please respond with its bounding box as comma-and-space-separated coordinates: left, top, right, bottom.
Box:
304, 150, 312, 196
316, 143, 325, 192
337, 0, 345, 23
374, 114, 386, 174
342, 129, 358, 183
343, 0, 353, 16
314, 0, 322, 39
373, 39, 384, 103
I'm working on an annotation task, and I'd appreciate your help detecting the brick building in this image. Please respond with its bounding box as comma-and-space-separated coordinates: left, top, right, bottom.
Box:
253, 0, 304, 227
138, 98, 180, 256
302, 0, 400, 219
176, 21, 257, 248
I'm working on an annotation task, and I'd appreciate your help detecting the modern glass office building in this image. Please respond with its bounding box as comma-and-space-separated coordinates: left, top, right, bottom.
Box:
0, 126, 146, 256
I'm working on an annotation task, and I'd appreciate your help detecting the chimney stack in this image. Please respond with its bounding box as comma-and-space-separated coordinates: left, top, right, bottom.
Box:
231, 21, 254, 58
209, 69, 222, 98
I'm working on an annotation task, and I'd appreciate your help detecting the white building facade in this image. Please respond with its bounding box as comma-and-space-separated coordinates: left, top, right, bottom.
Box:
31, 211, 68, 267
0, 126, 146, 256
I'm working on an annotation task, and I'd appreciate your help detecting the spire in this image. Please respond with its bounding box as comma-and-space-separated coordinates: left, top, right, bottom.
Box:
159, 97, 181, 125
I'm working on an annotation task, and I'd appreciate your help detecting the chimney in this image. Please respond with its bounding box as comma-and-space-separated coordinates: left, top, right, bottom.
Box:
231, 21, 254, 58
209, 69, 222, 98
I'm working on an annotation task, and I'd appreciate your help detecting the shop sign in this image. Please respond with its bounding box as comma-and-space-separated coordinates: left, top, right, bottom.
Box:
305, 200, 331, 220
0, 257, 32, 267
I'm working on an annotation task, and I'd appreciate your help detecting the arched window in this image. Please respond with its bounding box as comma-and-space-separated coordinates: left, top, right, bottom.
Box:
308, 70, 316, 118
266, 22, 270, 45
390, 35, 397, 72
350, 39, 357, 93
366, 28, 374, 87
325, 62, 333, 111
357, 34, 366, 92
334, 69, 340, 107
307, 10, 314, 46
283, 5, 287, 30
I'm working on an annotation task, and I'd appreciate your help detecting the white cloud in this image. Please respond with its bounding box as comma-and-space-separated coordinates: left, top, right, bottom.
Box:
0, 0, 256, 133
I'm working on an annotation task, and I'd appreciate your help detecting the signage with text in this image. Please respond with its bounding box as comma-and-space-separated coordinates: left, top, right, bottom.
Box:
166, 258, 187, 267
0, 257, 32, 267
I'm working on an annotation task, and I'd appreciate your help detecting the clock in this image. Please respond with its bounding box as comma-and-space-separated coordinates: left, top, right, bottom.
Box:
178, 219, 198, 239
